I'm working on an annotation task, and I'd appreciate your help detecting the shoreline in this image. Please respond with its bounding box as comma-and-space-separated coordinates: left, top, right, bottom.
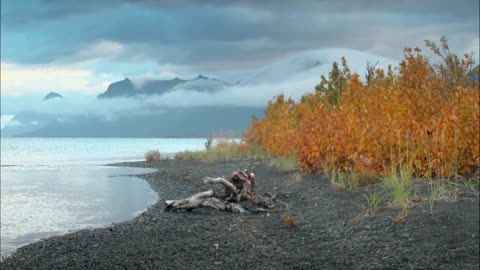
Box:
1, 159, 479, 269
0, 163, 158, 260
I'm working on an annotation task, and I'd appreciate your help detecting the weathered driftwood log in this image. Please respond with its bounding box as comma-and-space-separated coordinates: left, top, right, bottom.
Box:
164, 169, 274, 214
203, 177, 238, 194
230, 170, 255, 201
164, 190, 216, 211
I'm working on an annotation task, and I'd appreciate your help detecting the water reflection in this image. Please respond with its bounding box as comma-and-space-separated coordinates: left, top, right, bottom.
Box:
0, 166, 158, 258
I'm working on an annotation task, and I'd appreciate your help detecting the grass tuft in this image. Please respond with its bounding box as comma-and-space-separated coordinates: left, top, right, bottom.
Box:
330, 170, 346, 189
359, 192, 384, 216
462, 178, 479, 196
287, 172, 303, 185
383, 165, 413, 213
427, 181, 459, 215
428, 183, 440, 214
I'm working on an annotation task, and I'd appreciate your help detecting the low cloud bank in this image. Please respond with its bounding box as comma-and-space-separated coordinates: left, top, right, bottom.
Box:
2, 48, 396, 120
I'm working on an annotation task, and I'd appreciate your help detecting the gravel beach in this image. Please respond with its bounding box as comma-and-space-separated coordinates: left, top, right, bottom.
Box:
1, 159, 479, 269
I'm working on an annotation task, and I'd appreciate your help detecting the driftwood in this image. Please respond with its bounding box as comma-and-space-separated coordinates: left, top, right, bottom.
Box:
164, 169, 275, 214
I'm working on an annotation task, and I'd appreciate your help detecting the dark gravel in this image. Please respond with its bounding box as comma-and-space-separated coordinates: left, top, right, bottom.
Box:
1, 159, 479, 269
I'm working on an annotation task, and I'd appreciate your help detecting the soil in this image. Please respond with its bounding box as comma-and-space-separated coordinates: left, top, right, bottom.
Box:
1, 159, 479, 269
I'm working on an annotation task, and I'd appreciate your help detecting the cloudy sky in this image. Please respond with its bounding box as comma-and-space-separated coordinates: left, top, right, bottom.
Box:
1, 0, 479, 97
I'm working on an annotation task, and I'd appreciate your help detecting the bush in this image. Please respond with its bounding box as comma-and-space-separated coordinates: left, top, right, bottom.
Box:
145, 149, 161, 162
244, 37, 479, 179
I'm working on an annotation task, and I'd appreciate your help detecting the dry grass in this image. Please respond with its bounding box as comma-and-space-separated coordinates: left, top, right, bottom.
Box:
144, 149, 161, 162
346, 171, 378, 188
175, 139, 243, 161
287, 172, 303, 186
281, 212, 299, 227
174, 139, 299, 172
270, 155, 297, 171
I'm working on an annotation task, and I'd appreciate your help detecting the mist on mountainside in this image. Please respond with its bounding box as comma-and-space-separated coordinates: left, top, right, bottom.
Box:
1, 49, 396, 138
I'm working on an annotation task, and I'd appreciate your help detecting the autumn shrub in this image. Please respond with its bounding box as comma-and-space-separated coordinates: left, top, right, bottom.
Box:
145, 149, 161, 162
244, 37, 479, 180
244, 95, 298, 157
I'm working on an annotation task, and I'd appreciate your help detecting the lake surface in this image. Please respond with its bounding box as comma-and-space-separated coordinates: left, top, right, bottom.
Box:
0, 137, 207, 258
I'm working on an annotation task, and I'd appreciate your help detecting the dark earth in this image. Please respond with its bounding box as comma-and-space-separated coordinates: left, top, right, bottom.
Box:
1, 159, 479, 269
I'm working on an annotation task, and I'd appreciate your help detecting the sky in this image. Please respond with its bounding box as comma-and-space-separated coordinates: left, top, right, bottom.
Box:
1, 0, 479, 98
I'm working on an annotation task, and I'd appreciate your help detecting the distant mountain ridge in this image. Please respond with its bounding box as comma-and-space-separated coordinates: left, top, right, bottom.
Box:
44, 91, 63, 100
97, 78, 136, 99
97, 74, 226, 99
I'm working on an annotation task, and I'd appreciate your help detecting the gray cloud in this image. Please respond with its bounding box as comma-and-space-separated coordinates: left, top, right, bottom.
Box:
1, 0, 478, 72
130, 0, 479, 17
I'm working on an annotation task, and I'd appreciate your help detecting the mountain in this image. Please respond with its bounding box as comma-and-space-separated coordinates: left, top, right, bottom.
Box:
97, 74, 226, 99
44, 91, 63, 100
97, 78, 136, 99
141, 77, 186, 96
1, 111, 61, 137
0, 115, 15, 129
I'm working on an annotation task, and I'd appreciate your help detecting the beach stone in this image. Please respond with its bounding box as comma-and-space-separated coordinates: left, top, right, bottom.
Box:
1, 159, 478, 270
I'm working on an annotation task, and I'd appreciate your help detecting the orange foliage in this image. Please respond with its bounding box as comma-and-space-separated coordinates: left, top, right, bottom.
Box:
244, 39, 479, 178
244, 94, 298, 156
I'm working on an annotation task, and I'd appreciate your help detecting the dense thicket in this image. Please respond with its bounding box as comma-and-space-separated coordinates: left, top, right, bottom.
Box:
244, 38, 479, 178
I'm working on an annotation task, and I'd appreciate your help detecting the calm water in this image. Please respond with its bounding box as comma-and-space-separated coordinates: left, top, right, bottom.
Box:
0, 137, 206, 258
